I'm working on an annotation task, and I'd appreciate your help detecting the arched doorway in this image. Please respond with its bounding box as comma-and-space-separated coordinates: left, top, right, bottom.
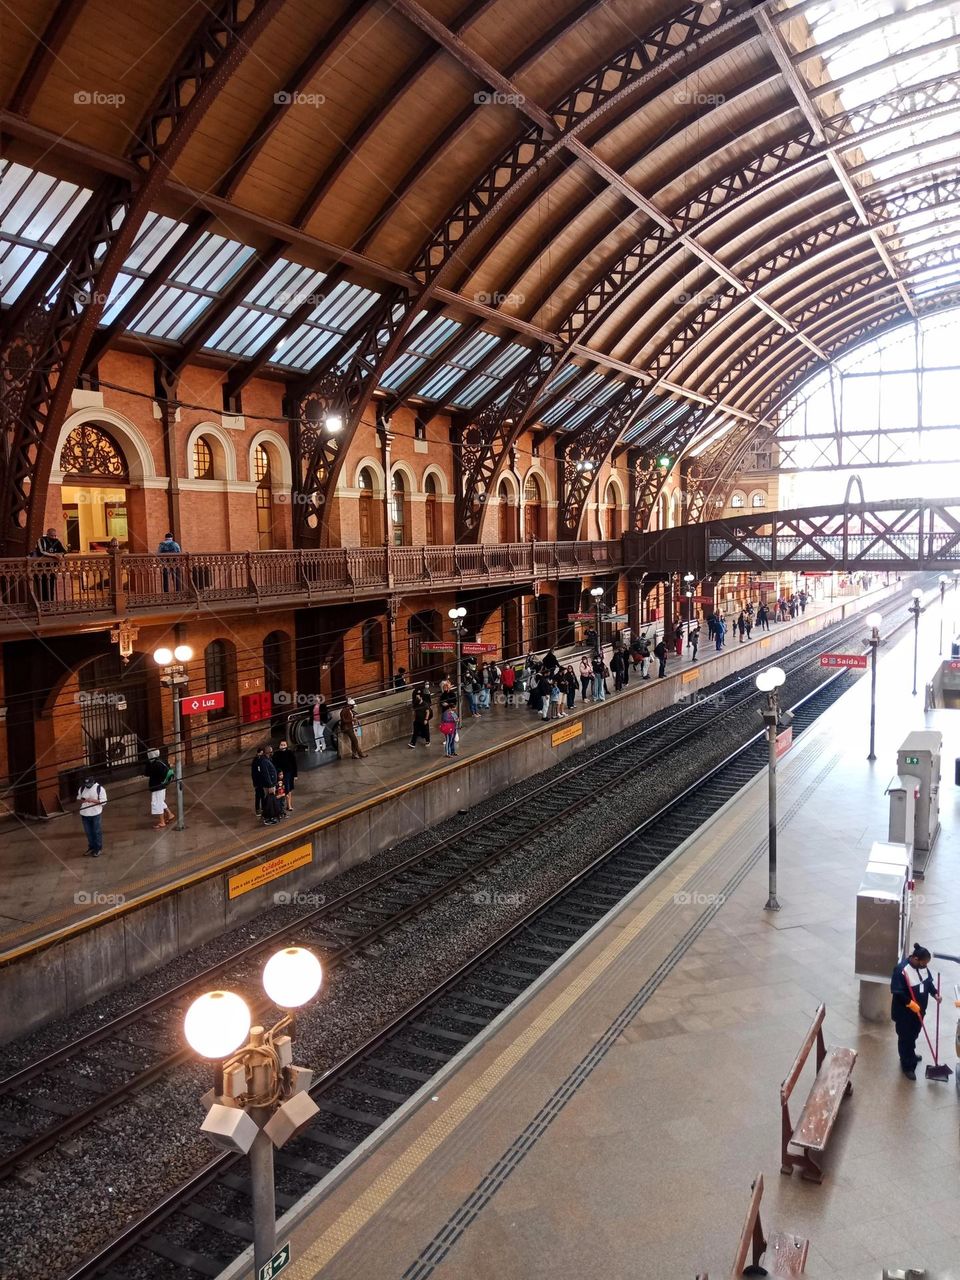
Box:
424, 473, 439, 544
524, 475, 544, 540
605, 482, 622, 539
391, 472, 407, 545
358, 466, 377, 547
263, 630, 291, 732
254, 444, 274, 549
59, 422, 130, 551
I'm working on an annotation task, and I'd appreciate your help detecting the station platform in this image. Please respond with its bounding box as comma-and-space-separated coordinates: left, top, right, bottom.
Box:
244, 597, 960, 1280
0, 590, 879, 961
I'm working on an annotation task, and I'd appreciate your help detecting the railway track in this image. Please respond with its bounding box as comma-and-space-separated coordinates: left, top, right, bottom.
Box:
0, 588, 907, 1182
64, 667, 852, 1280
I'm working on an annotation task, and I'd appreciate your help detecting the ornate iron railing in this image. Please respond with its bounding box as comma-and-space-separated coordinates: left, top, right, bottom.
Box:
0, 540, 624, 627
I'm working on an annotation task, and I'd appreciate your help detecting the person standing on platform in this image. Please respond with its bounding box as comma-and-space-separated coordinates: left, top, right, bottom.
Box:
273, 739, 298, 813
440, 703, 459, 757
144, 748, 175, 829
891, 943, 940, 1078
638, 633, 651, 679
542, 648, 559, 678
688, 623, 700, 660
591, 652, 606, 701
393, 668, 408, 689
339, 699, 367, 759
563, 665, 577, 712
502, 663, 516, 706
673, 620, 684, 657
757, 603, 769, 631
579, 654, 593, 701
408, 690, 432, 748
251, 746, 277, 816
654, 636, 667, 678
610, 646, 625, 692
77, 776, 106, 856
714, 617, 726, 651
548, 677, 563, 719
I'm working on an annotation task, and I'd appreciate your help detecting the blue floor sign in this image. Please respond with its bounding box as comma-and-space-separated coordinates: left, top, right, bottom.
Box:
258, 1244, 291, 1280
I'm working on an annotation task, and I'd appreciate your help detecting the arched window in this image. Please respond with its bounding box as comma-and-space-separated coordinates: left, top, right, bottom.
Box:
730, 491, 746, 509
203, 640, 232, 720
498, 479, 517, 543
523, 476, 543, 541
751, 490, 767, 508
362, 619, 383, 663
424, 473, 439, 545
254, 445, 274, 549
193, 436, 214, 480
59, 423, 128, 480
358, 466, 377, 547
391, 472, 406, 545
605, 482, 621, 540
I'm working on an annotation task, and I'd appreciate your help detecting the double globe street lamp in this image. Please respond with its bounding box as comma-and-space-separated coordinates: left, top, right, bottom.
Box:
152, 643, 193, 830
448, 606, 467, 717
908, 588, 924, 696
590, 585, 604, 651
185, 946, 323, 1276
865, 611, 883, 762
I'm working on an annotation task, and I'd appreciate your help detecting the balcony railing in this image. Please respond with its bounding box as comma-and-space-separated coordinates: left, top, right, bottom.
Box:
1, 540, 624, 627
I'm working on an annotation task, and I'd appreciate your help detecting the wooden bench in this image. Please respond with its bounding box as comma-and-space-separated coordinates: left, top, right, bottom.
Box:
780, 1003, 856, 1183
696, 1171, 809, 1278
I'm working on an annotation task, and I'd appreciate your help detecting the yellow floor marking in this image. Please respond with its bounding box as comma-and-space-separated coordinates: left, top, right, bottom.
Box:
287, 831, 724, 1277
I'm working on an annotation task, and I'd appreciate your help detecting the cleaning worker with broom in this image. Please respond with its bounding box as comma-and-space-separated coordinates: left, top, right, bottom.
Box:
891, 943, 942, 1080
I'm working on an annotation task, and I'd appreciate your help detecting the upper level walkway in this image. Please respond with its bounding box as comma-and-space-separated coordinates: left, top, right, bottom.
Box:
0, 539, 622, 636
635, 495, 960, 578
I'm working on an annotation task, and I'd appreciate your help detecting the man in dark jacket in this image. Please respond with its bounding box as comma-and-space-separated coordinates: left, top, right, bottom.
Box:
273, 739, 298, 813
409, 690, 433, 747
654, 637, 668, 678
541, 648, 559, 676
610, 646, 625, 692
144, 748, 175, 829
251, 746, 278, 816
891, 943, 940, 1078
339, 699, 366, 759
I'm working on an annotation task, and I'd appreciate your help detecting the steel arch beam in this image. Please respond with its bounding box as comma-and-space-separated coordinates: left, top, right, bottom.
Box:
0, 0, 287, 554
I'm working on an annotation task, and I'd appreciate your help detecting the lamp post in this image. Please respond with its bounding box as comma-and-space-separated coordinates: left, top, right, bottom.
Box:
865, 611, 882, 762
909, 588, 924, 696
953, 568, 960, 592
590, 586, 604, 656
152, 643, 193, 830
185, 947, 323, 1276
939, 575, 949, 654
683, 571, 695, 635
756, 666, 787, 912
448, 606, 467, 718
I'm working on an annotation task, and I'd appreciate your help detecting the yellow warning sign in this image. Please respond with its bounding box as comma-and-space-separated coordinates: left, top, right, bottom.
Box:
551, 720, 583, 747
228, 843, 313, 899
759, 638, 771, 649
681, 668, 699, 684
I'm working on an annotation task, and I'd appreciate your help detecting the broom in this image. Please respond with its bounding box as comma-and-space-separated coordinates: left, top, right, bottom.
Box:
905, 972, 953, 1081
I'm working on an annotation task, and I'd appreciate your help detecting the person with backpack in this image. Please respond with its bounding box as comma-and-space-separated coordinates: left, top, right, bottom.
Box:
144, 748, 175, 829
77, 776, 107, 856
273, 738, 298, 813
610, 646, 625, 692
638, 633, 651, 679
440, 704, 460, 757
654, 637, 667, 678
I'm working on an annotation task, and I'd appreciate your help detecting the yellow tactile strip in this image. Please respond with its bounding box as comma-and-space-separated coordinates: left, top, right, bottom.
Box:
284, 828, 726, 1278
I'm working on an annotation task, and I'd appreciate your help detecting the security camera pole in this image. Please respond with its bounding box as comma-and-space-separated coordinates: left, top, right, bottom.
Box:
185, 948, 323, 1276
756, 667, 787, 911
865, 611, 882, 761
909, 588, 924, 696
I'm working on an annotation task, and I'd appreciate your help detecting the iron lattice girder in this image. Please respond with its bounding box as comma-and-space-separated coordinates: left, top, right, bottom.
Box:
631, 406, 713, 533
556, 383, 650, 538
0, 0, 286, 552
697, 498, 960, 574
